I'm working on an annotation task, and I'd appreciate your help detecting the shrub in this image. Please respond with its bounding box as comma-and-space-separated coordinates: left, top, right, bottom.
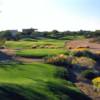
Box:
72, 57, 96, 68
92, 77, 100, 90
81, 70, 98, 80
64, 50, 76, 58
74, 50, 90, 57
0, 39, 6, 47
45, 54, 69, 66
90, 37, 100, 43
95, 51, 100, 56
72, 47, 89, 52
74, 50, 100, 62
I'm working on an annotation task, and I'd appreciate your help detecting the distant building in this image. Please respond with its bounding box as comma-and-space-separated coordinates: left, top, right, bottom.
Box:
7, 30, 18, 36
22, 28, 37, 35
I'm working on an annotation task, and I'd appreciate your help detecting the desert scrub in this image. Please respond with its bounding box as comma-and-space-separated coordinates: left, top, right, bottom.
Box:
74, 51, 100, 62
45, 54, 69, 66
95, 51, 100, 56
90, 37, 100, 43
72, 57, 96, 68
92, 77, 100, 92
81, 70, 98, 80
73, 50, 90, 57
64, 50, 75, 56
72, 47, 89, 52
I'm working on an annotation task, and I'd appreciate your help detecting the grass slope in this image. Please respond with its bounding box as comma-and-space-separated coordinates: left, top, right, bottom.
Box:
5, 39, 65, 49
16, 49, 66, 58
5, 36, 85, 49
0, 62, 90, 100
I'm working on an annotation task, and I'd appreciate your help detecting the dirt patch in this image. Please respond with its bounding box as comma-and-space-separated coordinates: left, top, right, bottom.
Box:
75, 82, 100, 100
14, 56, 43, 63
65, 39, 100, 53
0, 49, 16, 56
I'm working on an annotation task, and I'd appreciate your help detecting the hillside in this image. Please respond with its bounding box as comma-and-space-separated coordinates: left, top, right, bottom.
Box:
0, 61, 90, 100
0, 34, 100, 100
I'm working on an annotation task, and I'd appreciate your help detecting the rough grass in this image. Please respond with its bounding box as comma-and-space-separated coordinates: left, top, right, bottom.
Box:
16, 49, 66, 58
0, 62, 90, 100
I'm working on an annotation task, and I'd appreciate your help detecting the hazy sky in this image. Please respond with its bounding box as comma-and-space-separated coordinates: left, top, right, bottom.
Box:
0, 0, 100, 31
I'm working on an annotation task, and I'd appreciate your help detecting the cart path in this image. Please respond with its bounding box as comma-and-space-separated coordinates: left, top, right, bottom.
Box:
0, 48, 43, 63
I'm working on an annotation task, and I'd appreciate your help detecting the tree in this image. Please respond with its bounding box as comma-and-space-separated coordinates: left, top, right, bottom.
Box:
0, 39, 5, 47
0, 36, 6, 48
0, 32, 6, 48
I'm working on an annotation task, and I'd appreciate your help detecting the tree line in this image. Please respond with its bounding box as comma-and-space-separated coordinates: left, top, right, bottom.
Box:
0, 28, 100, 41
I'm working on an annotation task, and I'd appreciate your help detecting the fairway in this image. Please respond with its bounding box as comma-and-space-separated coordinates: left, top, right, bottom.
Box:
5, 39, 65, 49
0, 62, 89, 100
16, 49, 66, 58
0, 0, 100, 99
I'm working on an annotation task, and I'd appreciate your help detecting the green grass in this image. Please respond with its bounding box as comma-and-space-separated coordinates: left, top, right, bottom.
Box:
5, 36, 85, 49
60, 35, 85, 40
0, 62, 90, 100
16, 49, 66, 58
5, 39, 65, 49
1, 38, 91, 100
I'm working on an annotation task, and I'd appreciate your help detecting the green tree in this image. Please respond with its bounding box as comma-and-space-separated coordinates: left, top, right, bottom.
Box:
0, 32, 6, 47
0, 38, 6, 48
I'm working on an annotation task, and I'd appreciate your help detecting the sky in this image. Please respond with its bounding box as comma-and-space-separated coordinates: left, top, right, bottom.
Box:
0, 0, 100, 31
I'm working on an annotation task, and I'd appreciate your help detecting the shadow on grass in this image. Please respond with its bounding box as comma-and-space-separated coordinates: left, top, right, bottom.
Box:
47, 82, 92, 100
0, 51, 12, 61
0, 80, 92, 100
0, 51, 25, 66
0, 84, 48, 100
0, 84, 27, 100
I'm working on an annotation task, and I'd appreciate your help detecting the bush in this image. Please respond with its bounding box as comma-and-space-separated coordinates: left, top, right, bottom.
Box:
81, 70, 98, 80
72, 57, 96, 68
74, 50, 100, 62
0, 39, 6, 47
92, 77, 100, 90
45, 54, 69, 66
90, 37, 100, 43
72, 47, 89, 52
74, 50, 90, 57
